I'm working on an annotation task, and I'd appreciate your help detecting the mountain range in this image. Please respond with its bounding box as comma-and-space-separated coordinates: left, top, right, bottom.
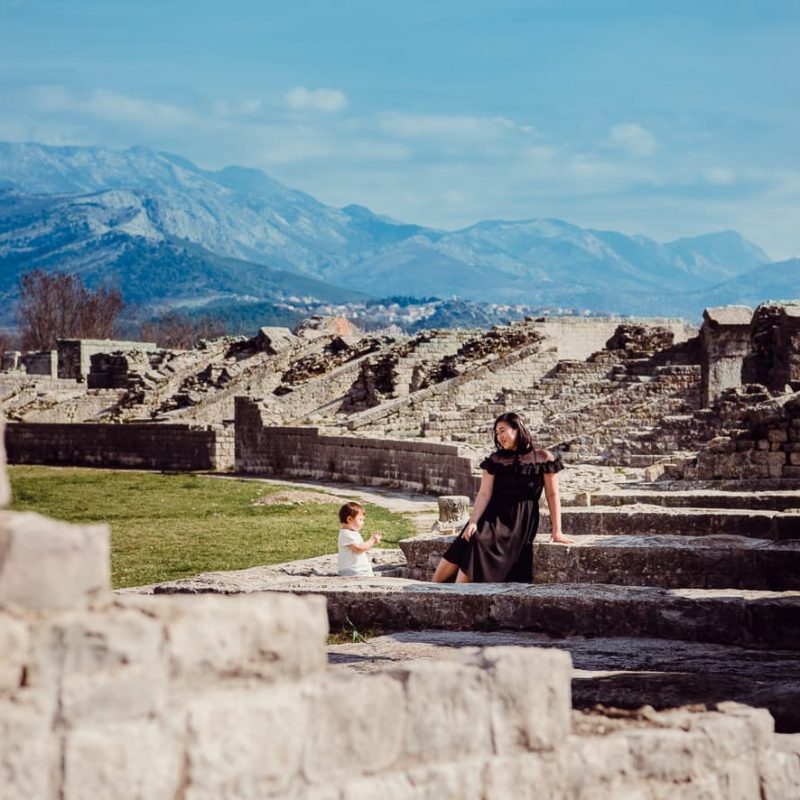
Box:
0, 140, 796, 324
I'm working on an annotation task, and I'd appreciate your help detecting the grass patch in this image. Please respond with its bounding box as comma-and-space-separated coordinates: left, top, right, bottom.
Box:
7, 466, 414, 590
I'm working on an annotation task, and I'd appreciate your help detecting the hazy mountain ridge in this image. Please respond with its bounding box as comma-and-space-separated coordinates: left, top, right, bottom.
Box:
0, 141, 787, 321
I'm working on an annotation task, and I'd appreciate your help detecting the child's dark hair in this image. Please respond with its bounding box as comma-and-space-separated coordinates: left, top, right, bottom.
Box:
338, 501, 365, 524
493, 411, 534, 452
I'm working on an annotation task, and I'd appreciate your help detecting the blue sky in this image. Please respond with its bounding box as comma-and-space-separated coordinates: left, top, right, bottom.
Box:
1, 0, 798, 258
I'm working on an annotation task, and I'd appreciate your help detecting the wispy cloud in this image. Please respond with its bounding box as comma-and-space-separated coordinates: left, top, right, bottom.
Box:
286, 87, 348, 113
31, 86, 198, 128
378, 112, 535, 140
608, 123, 657, 157
702, 166, 736, 185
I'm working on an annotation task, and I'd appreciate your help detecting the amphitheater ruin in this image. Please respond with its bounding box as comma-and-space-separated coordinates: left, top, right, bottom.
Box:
2, 305, 800, 798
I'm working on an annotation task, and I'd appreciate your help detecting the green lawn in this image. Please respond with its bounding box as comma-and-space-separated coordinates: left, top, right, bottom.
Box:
7, 466, 414, 589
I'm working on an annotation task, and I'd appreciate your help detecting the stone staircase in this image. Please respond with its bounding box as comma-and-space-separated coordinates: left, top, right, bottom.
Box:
395, 488, 800, 646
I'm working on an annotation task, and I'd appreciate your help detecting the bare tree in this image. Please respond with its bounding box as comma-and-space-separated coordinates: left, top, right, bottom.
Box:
139, 312, 228, 349
18, 270, 124, 351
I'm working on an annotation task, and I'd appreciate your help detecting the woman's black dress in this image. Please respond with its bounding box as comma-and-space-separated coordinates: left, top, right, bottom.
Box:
442, 448, 564, 582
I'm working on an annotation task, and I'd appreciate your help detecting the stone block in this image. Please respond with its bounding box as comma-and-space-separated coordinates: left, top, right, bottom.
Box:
63, 719, 181, 800
42, 607, 167, 724
185, 686, 307, 800
302, 672, 405, 784
460, 647, 572, 753
483, 752, 567, 800
397, 660, 492, 764
340, 771, 414, 800
146, 592, 328, 684
0, 695, 59, 800
0, 615, 28, 690
760, 736, 800, 800
567, 734, 637, 798
0, 511, 109, 610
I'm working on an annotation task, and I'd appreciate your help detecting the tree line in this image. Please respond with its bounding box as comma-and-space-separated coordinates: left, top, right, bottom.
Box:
4, 269, 229, 353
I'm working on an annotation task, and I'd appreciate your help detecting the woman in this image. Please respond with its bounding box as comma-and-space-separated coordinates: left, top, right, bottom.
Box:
432, 412, 571, 583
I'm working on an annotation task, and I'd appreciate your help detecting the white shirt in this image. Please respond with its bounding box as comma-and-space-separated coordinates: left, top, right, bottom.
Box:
337, 528, 374, 576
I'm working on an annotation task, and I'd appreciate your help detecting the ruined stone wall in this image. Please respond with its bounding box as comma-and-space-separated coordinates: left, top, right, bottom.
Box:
235, 398, 479, 497
345, 343, 559, 440
0, 375, 92, 422
21, 350, 57, 378
686, 391, 800, 481
533, 317, 696, 360
5, 421, 234, 471
56, 339, 158, 381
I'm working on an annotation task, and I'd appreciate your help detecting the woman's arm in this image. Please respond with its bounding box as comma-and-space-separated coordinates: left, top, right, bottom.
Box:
543, 471, 571, 544
463, 471, 494, 540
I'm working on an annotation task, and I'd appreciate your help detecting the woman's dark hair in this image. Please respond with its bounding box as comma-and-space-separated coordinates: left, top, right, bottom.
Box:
493, 411, 534, 453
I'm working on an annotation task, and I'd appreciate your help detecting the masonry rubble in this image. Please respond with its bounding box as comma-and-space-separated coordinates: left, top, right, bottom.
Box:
4, 306, 800, 485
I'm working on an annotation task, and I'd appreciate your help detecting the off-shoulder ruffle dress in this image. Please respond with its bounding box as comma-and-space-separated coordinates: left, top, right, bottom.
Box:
442, 449, 564, 582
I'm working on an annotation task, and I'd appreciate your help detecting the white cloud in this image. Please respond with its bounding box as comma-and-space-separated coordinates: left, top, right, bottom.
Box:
378, 112, 535, 140
608, 123, 657, 157
702, 166, 736, 185
31, 86, 198, 128
286, 86, 348, 113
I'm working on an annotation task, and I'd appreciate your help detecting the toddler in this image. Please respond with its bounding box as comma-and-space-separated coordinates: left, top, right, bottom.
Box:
337, 501, 382, 577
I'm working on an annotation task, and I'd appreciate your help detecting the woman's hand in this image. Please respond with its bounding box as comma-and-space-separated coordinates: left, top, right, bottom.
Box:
549, 533, 572, 544
463, 521, 478, 541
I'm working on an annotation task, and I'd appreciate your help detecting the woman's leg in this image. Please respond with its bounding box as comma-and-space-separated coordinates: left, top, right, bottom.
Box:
431, 558, 459, 583
455, 569, 471, 583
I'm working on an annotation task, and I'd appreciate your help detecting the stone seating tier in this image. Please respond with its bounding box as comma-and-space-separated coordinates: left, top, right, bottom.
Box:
572, 489, 800, 511
152, 573, 800, 652
534, 534, 800, 590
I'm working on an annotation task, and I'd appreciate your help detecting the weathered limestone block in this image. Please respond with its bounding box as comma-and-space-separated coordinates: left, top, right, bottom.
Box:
341, 759, 486, 800
185, 685, 308, 800
760, 735, 800, 800
0, 511, 109, 610
566, 734, 637, 799
0, 614, 28, 690
0, 694, 60, 800
482, 752, 567, 800
437, 494, 470, 524
63, 719, 181, 800
39, 607, 168, 724
302, 672, 406, 784
398, 660, 493, 764
340, 771, 415, 800
144, 593, 328, 685
456, 647, 572, 753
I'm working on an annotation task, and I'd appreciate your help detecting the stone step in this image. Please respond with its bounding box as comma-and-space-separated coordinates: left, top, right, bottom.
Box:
151, 570, 800, 650
533, 534, 800, 590
577, 490, 800, 512
560, 506, 800, 540
328, 630, 800, 732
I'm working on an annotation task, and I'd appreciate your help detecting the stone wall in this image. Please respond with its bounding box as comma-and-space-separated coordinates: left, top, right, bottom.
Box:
5, 421, 234, 471
22, 349, 57, 378
533, 317, 696, 360
236, 398, 479, 497
700, 307, 753, 407
686, 391, 800, 481
57, 338, 157, 381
